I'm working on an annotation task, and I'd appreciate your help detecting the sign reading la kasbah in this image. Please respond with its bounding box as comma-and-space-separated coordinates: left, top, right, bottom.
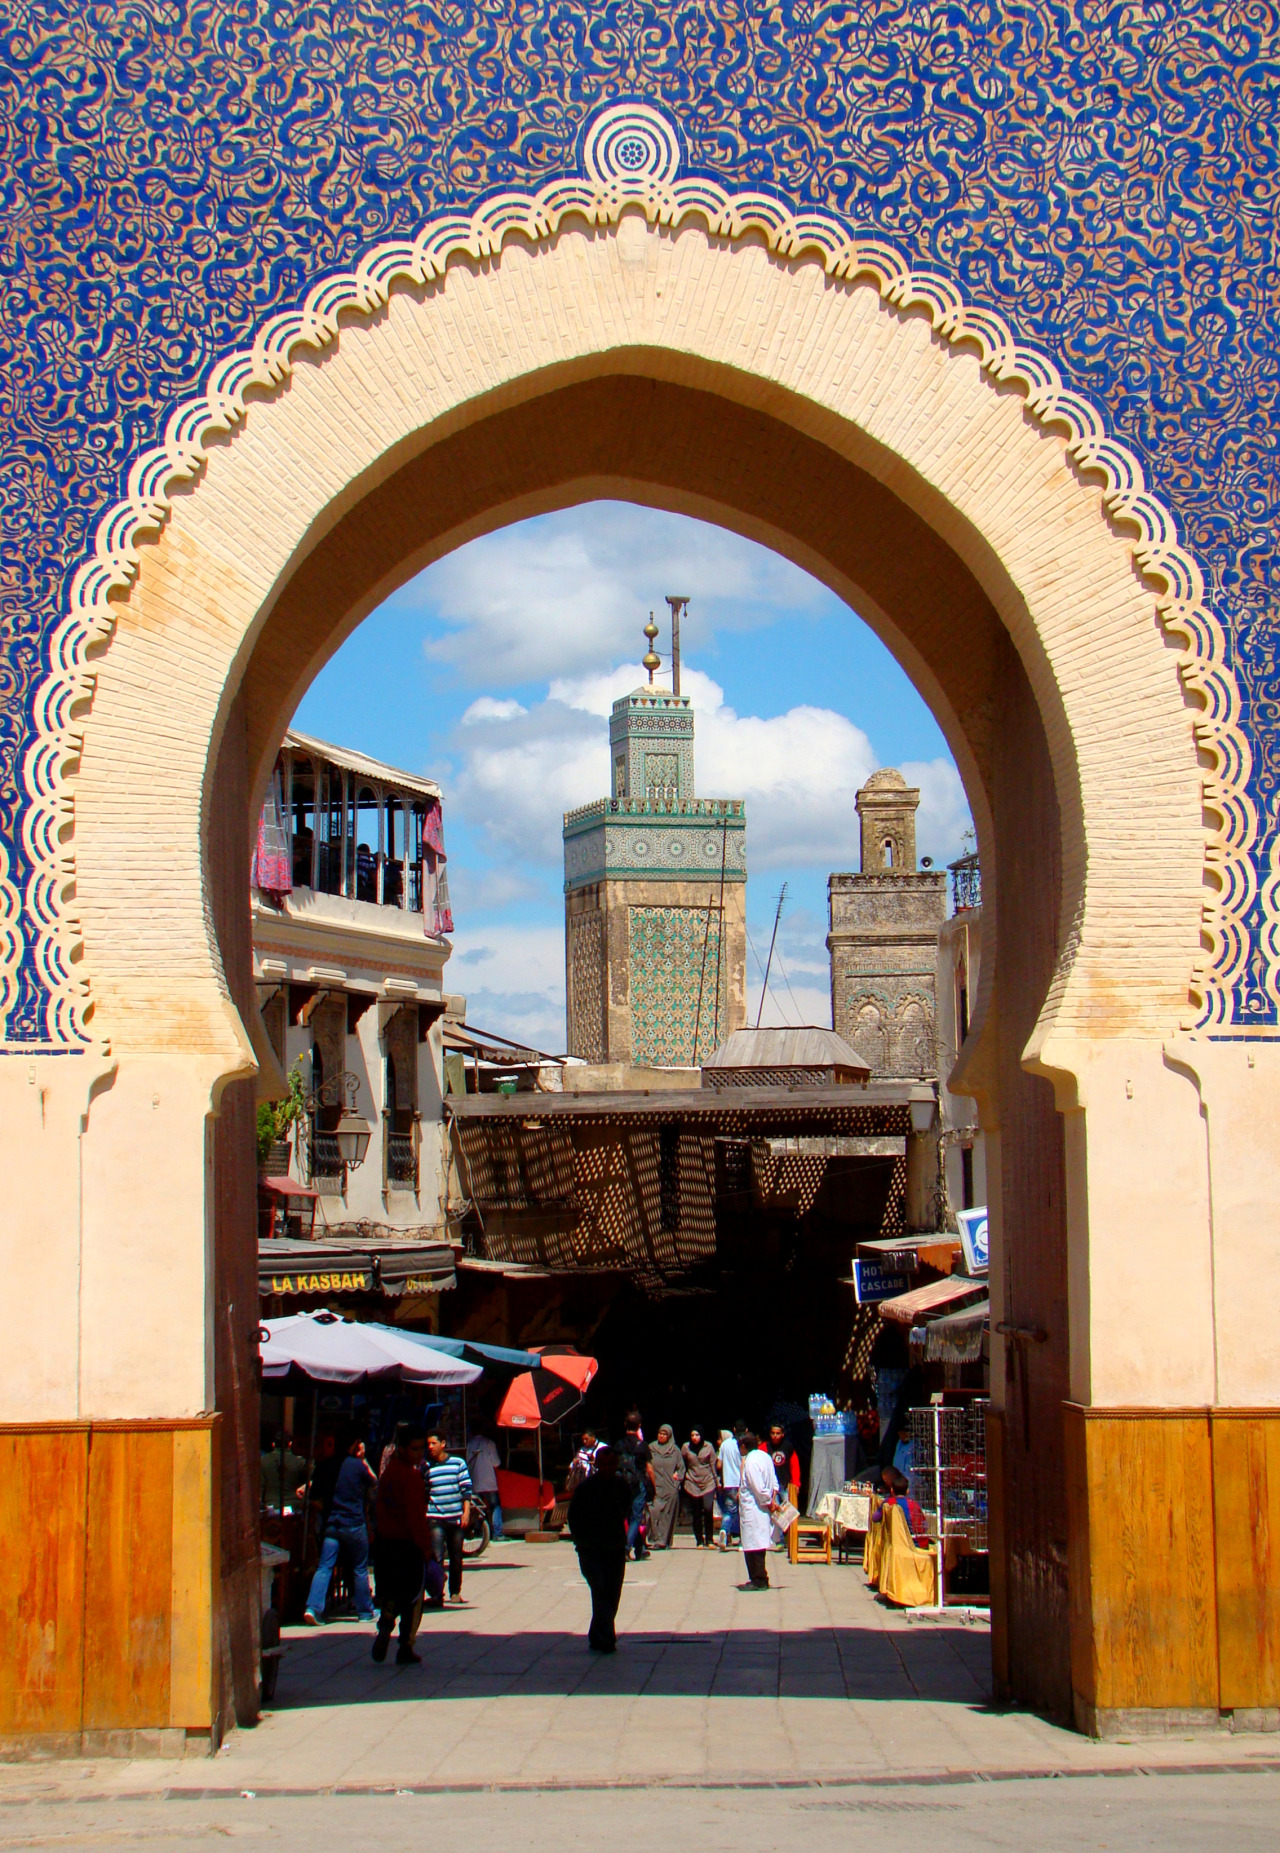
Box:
268, 1271, 371, 1296
3, 5, 1279, 1039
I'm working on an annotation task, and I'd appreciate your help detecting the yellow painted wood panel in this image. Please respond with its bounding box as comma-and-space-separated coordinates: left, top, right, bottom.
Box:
1213, 1412, 1280, 1709
1073, 1410, 1219, 1713
169, 1423, 218, 1729
0, 1426, 89, 1737
1063, 1403, 1096, 1708
82, 1428, 174, 1729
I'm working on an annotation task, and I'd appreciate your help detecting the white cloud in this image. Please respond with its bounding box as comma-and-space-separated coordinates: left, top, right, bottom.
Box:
461, 696, 528, 724
901, 758, 973, 870
411, 503, 829, 687
447, 664, 974, 881
445, 921, 567, 1053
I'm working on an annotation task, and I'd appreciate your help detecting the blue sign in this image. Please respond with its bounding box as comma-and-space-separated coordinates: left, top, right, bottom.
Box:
853, 1259, 914, 1305
956, 1208, 990, 1275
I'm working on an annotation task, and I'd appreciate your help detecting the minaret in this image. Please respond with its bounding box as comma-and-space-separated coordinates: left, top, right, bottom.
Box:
826, 768, 946, 1078
563, 612, 747, 1066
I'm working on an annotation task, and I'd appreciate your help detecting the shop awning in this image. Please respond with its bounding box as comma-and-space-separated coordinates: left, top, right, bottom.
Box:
259, 1237, 456, 1299
258, 1175, 319, 1200
877, 1273, 988, 1325
409, 1333, 541, 1368
924, 1297, 989, 1363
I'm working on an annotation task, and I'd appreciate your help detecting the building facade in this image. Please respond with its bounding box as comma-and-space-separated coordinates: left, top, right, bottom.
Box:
563, 680, 746, 1067
253, 730, 459, 1239
828, 770, 947, 1080
5, 40, 1279, 1745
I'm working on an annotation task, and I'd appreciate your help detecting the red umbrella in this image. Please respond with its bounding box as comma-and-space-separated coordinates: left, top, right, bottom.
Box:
496, 1349, 598, 1491
496, 1367, 585, 1431
534, 1346, 598, 1393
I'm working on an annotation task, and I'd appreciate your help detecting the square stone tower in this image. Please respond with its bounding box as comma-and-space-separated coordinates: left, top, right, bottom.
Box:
564, 671, 746, 1067
827, 768, 946, 1078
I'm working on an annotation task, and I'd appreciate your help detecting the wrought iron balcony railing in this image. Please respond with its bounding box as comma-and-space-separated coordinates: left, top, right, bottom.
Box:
949, 852, 981, 912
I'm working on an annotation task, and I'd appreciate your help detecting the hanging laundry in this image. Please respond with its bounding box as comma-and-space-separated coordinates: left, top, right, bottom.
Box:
253, 770, 292, 900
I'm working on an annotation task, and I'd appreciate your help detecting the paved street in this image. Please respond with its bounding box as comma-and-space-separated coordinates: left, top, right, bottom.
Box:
1, 1539, 1276, 1845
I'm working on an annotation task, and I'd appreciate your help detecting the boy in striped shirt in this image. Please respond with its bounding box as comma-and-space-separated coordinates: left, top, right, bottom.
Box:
425, 1432, 474, 1605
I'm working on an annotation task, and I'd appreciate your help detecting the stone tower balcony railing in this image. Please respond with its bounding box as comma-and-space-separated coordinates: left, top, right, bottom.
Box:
563, 795, 746, 827
949, 852, 982, 912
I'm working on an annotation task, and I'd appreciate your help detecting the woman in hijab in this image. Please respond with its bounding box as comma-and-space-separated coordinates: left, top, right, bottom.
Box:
681, 1426, 719, 1547
647, 1423, 684, 1549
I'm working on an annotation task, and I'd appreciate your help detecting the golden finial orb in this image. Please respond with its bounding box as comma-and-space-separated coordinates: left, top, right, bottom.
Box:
642, 612, 661, 683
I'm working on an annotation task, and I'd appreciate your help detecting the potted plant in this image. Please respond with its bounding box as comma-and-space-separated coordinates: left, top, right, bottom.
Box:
256, 1061, 307, 1175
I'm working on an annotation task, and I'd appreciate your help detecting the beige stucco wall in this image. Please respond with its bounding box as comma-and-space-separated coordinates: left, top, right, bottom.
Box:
5, 214, 1268, 1427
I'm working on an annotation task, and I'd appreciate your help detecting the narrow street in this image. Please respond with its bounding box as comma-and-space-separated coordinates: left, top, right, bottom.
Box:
2, 1541, 1275, 1849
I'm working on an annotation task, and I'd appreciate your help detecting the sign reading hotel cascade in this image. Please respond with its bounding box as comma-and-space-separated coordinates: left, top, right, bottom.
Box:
853, 1258, 914, 1304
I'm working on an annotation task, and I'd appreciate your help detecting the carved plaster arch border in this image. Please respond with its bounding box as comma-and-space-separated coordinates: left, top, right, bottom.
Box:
13, 101, 1259, 1049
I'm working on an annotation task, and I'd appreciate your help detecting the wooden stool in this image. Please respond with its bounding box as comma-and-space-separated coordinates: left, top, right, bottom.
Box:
788, 1517, 832, 1564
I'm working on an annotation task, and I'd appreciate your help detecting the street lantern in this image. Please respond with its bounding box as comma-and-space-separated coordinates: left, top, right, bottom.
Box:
334, 1110, 373, 1169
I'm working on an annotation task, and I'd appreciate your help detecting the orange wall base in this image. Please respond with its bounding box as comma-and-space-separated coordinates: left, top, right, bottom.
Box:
1064, 1404, 1280, 1733
0, 1418, 225, 1756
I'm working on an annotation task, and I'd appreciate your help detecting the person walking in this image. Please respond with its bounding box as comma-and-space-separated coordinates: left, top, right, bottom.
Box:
738, 1429, 778, 1589
425, 1430, 474, 1605
647, 1423, 684, 1549
716, 1424, 742, 1550
567, 1428, 605, 1493
617, 1409, 653, 1561
303, 1437, 376, 1624
371, 1424, 433, 1663
465, 1422, 503, 1539
567, 1445, 633, 1652
681, 1426, 718, 1547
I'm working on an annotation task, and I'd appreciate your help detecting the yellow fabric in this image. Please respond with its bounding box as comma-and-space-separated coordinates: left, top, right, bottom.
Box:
876, 1501, 938, 1608
862, 1494, 884, 1582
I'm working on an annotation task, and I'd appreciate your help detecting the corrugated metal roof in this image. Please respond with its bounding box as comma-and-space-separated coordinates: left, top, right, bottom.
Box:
877, 1273, 988, 1323
701, 1026, 870, 1073
283, 729, 442, 801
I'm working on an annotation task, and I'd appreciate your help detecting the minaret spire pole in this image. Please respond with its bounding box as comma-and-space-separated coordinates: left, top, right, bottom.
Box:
642, 612, 660, 684
665, 595, 688, 696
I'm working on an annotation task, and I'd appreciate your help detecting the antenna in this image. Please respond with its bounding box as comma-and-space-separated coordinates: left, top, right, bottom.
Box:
665, 595, 689, 696
755, 881, 788, 1029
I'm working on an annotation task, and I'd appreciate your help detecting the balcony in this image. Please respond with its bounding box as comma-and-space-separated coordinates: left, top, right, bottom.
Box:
949, 852, 981, 912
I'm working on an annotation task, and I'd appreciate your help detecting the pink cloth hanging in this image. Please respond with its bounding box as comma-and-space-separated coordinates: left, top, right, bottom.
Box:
253, 770, 292, 899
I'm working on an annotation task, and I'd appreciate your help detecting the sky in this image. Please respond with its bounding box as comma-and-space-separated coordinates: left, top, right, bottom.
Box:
294, 501, 974, 1053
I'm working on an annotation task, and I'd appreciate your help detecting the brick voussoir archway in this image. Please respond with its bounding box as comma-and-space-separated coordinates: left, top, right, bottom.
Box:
16, 103, 1252, 1051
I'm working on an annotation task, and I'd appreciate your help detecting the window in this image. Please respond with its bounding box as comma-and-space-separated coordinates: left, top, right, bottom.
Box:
883, 837, 895, 869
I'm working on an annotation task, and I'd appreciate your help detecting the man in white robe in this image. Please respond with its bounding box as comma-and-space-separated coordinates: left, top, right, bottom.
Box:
738, 1429, 778, 1588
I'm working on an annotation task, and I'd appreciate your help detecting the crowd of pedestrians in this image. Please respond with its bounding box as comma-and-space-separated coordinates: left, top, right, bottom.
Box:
281, 1420, 482, 1666
566, 1414, 803, 1649
275, 1406, 809, 1662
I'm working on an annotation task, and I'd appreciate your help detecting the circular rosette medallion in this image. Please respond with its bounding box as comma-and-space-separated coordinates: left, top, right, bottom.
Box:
581, 103, 682, 206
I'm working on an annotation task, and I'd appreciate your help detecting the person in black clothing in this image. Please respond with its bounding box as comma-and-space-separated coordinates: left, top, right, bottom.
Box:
568, 1446, 633, 1652
617, 1409, 653, 1561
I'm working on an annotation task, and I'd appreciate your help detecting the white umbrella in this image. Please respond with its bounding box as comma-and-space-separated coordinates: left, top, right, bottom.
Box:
259, 1311, 482, 1386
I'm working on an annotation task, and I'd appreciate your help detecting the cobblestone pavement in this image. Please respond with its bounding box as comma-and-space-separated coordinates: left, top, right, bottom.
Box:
1, 1538, 1276, 1840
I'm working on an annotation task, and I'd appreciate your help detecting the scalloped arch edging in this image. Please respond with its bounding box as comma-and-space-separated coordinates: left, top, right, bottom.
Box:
11, 102, 1258, 1047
